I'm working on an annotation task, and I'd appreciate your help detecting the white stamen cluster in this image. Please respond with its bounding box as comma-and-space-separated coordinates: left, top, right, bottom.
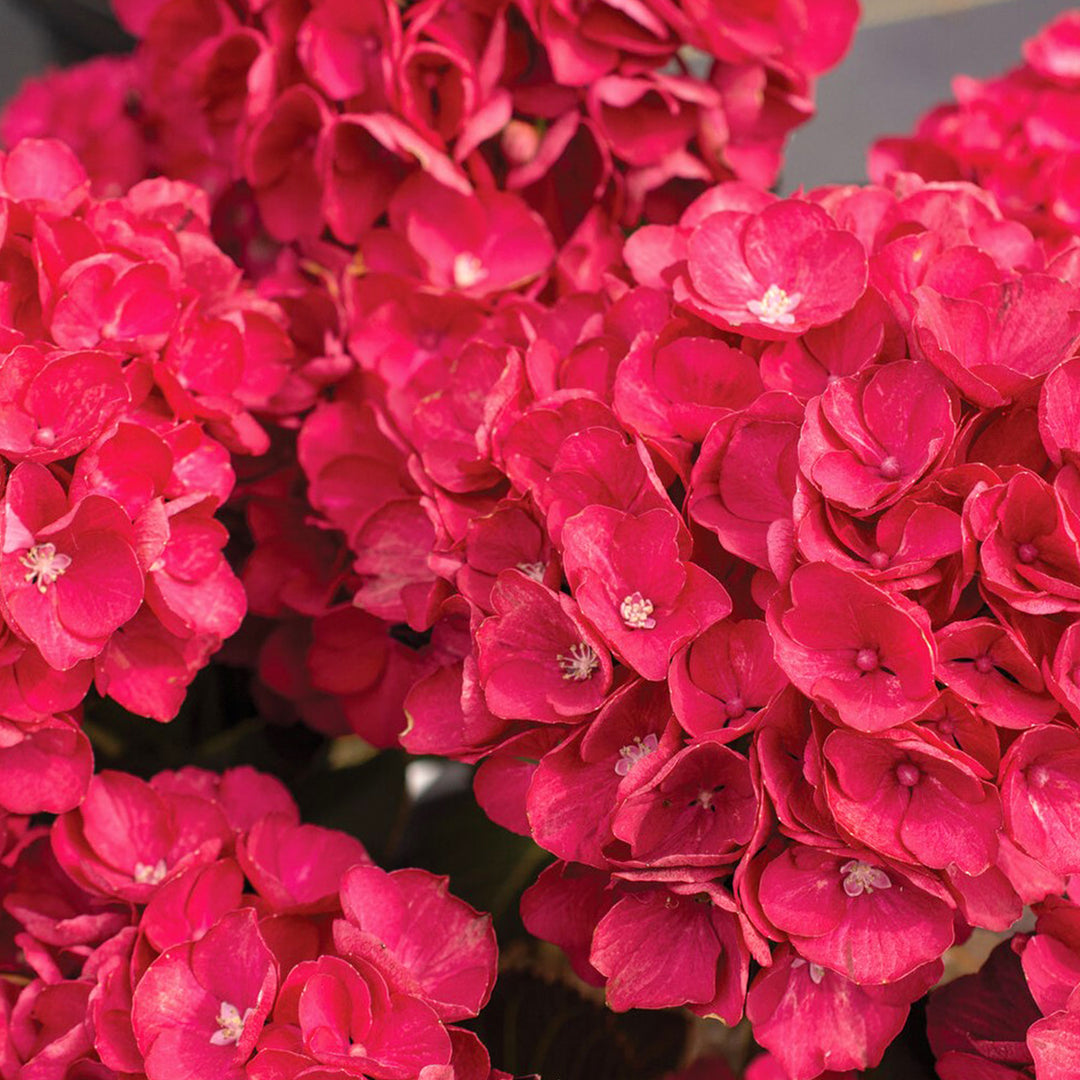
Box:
747, 283, 802, 326
840, 859, 891, 897
209, 1002, 255, 1046
615, 734, 659, 776
453, 252, 488, 289
19, 543, 72, 593
557, 642, 600, 681
133, 859, 168, 886
620, 592, 656, 630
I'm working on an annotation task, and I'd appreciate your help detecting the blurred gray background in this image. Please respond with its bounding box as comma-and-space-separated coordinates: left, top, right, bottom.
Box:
0, 0, 1077, 189
0, 1, 130, 93
785, 0, 1079, 190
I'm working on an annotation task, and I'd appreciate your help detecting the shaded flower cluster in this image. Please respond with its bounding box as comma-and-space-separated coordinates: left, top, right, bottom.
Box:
870, 9, 1080, 244
3, 0, 858, 269
926, 923, 1080, 1080
0, 764, 502, 1080
0, 137, 306, 818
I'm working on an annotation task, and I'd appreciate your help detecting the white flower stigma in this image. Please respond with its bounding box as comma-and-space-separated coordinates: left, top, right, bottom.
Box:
133, 859, 168, 886
747, 283, 802, 326
557, 642, 599, 681
840, 859, 891, 897
209, 1001, 255, 1047
615, 734, 659, 776
19, 543, 72, 593
620, 592, 656, 630
453, 252, 488, 290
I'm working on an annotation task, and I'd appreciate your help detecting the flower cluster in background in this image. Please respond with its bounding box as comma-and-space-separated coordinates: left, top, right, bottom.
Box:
870, 8, 1080, 244
4, 0, 859, 253
0, 764, 501, 1080
0, 1, 861, 1075
0, 0, 860, 748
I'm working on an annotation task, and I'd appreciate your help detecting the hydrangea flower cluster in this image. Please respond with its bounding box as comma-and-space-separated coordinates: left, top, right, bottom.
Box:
268, 163, 1080, 1075
12, 1, 1080, 1076
0, 764, 502, 1080
3, 0, 858, 264
0, 136, 309, 818
870, 9, 1080, 243
0, 0, 859, 751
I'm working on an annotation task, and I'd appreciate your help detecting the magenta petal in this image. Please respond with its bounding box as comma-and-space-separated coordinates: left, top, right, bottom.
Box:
133, 910, 277, 1080
239, 814, 371, 912
1029, 1009, 1080, 1080
747, 945, 939, 1079
140, 859, 246, 953
3, 137, 87, 204
0, 715, 92, 814
56, 529, 143, 639
339, 865, 497, 1022
590, 889, 726, 1011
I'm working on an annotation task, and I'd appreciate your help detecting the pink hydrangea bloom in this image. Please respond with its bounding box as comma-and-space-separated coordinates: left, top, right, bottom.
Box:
1, 462, 143, 671
757, 844, 955, 985
767, 562, 938, 731
561, 506, 731, 680
17, 5, 1080, 1069
336, 865, 497, 1022
51, 770, 231, 902
132, 908, 278, 1080
0, 764, 505, 1080
678, 199, 868, 337
255, 952, 451, 1077
0, 137, 307, 749
747, 943, 941, 1079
